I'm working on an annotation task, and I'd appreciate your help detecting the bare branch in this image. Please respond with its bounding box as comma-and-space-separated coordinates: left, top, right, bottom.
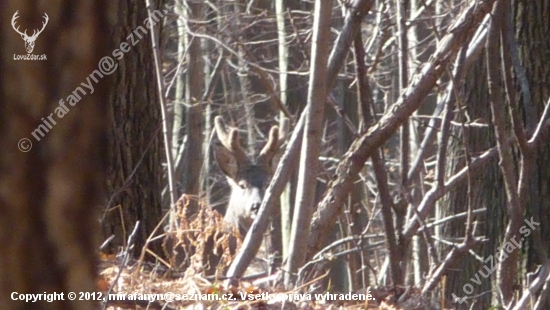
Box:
307, 0, 499, 259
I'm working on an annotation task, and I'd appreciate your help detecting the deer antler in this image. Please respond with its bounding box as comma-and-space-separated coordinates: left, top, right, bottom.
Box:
30, 13, 49, 39
11, 11, 48, 40
258, 117, 289, 165
214, 116, 249, 165
11, 11, 27, 37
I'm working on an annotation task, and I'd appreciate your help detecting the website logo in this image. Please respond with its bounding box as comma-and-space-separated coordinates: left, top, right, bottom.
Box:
12, 10, 48, 59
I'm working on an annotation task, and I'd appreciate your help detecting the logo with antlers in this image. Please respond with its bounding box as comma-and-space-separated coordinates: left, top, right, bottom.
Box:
11, 11, 49, 54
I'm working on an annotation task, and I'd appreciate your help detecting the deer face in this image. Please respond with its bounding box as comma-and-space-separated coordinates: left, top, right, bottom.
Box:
224, 164, 271, 230
213, 116, 286, 235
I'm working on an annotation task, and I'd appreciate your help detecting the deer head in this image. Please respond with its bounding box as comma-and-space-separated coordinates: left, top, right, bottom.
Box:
12, 11, 49, 54
213, 116, 287, 235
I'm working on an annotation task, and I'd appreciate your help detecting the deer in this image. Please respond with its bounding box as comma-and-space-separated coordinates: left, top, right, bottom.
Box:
165, 116, 286, 276
212, 116, 286, 237
204, 116, 288, 277
11, 11, 49, 54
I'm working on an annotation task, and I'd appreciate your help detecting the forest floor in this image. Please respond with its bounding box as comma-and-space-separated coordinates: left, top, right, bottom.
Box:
97, 202, 451, 309
98, 254, 450, 310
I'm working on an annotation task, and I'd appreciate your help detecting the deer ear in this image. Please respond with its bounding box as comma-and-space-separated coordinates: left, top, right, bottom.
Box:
213, 142, 238, 179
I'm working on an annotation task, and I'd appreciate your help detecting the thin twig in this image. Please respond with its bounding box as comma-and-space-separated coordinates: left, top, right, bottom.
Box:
102, 222, 140, 310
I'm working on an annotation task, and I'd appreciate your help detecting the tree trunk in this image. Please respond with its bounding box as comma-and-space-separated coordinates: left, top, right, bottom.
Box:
275, 0, 292, 261
285, 0, 333, 288
0, 1, 111, 309
514, 0, 550, 307
102, 0, 164, 258
442, 56, 504, 308
181, 0, 204, 216
443, 1, 550, 307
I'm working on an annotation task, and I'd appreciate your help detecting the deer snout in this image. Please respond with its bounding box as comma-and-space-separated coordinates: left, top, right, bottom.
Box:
250, 202, 261, 215
247, 187, 264, 218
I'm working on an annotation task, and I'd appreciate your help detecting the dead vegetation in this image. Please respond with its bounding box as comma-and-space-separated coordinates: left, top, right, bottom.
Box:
99, 195, 451, 310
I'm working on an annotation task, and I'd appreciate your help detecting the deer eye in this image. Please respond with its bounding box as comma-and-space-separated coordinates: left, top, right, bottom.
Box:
238, 181, 247, 189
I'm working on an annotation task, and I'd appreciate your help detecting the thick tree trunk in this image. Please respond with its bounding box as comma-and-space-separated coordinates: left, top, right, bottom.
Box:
0, 1, 111, 309
442, 57, 504, 308
444, 1, 550, 307
514, 0, 550, 307
103, 0, 164, 258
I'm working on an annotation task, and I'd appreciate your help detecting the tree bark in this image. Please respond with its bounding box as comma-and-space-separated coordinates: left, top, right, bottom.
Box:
513, 0, 550, 307
275, 0, 293, 263
0, 1, 111, 309
103, 0, 164, 258
181, 0, 204, 216
284, 0, 333, 288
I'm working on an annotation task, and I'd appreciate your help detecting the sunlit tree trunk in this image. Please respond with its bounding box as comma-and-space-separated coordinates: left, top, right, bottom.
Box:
285, 0, 333, 288
513, 0, 550, 307
275, 0, 292, 263
442, 57, 504, 308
